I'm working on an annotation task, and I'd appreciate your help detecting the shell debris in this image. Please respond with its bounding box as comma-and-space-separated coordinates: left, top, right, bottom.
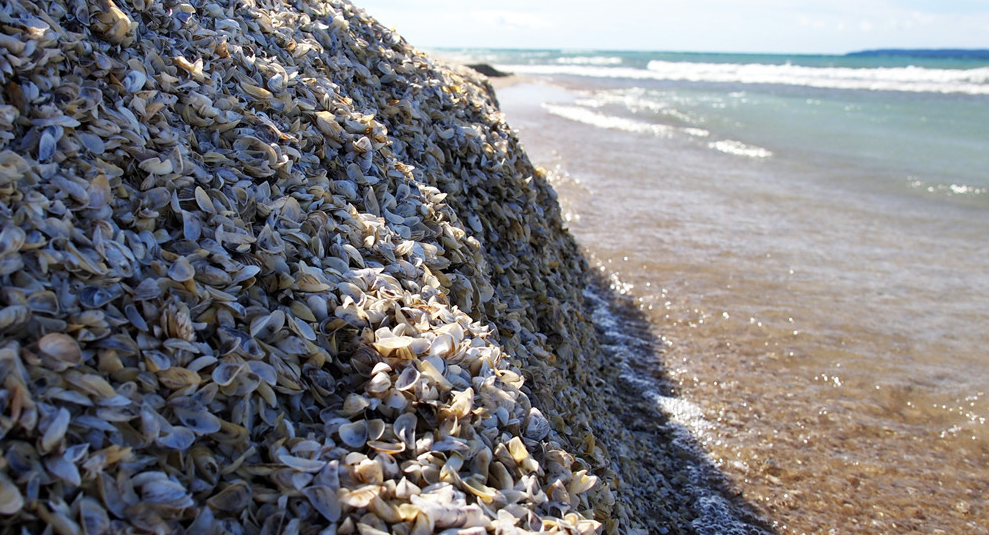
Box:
0, 0, 634, 534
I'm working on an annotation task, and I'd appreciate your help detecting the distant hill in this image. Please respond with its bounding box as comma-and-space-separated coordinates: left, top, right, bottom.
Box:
847, 49, 989, 60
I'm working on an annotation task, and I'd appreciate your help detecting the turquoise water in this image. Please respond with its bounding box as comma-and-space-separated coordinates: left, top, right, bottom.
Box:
460, 49, 989, 533
444, 49, 989, 197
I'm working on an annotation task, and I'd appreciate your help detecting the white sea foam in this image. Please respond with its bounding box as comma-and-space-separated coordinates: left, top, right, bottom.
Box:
542, 103, 676, 137
708, 140, 773, 159
583, 283, 765, 534
500, 62, 989, 95
556, 55, 623, 65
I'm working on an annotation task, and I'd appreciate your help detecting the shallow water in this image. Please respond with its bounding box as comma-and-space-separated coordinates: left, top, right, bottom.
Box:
495, 77, 989, 533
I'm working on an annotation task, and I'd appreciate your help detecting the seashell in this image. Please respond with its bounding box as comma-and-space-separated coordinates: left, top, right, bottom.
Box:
365, 371, 391, 395
139, 157, 174, 175
303, 485, 341, 522
0, 225, 26, 256
338, 420, 368, 448
338, 485, 381, 509
410, 494, 487, 529
132, 278, 161, 301
524, 407, 551, 441
158, 426, 196, 451
182, 211, 202, 242
206, 481, 252, 512
393, 412, 417, 449
40, 407, 72, 453
124, 304, 149, 331
568, 470, 598, 495
91, 0, 138, 45
462, 477, 499, 500
278, 452, 326, 473
78, 286, 115, 308
66, 372, 116, 399
211, 361, 245, 387
27, 291, 60, 314
365, 419, 386, 441
0, 305, 30, 330
38, 333, 82, 367
241, 82, 272, 100
428, 333, 456, 358
122, 70, 147, 93
372, 335, 415, 359
293, 272, 331, 292
157, 367, 202, 390
78, 133, 106, 155
167, 257, 196, 282
0, 472, 24, 516
38, 125, 60, 161
250, 310, 285, 339
78, 496, 110, 535
134, 474, 193, 509
394, 366, 420, 391
367, 440, 405, 455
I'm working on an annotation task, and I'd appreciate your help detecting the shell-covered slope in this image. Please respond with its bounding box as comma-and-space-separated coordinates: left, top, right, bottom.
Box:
0, 0, 649, 534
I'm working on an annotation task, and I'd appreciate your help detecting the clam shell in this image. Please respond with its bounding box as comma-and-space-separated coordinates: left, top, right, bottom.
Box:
0, 225, 26, 256
38, 333, 82, 368
167, 257, 196, 282
394, 366, 420, 391
0, 473, 24, 516
393, 412, 417, 449
206, 481, 252, 512
338, 420, 368, 448
78, 496, 110, 535
303, 486, 341, 522
278, 453, 326, 473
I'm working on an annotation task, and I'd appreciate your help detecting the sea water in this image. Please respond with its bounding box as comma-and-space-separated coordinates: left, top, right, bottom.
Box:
444, 49, 989, 533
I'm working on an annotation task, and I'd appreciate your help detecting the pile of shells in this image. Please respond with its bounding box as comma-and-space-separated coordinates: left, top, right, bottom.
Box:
0, 0, 653, 533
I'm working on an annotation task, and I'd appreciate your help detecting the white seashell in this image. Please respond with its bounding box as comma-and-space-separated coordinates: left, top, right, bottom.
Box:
428, 333, 456, 358
277, 452, 327, 473
365, 371, 391, 395
338, 485, 381, 508
393, 412, 417, 449
568, 470, 598, 495
173, 404, 222, 435
394, 366, 420, 391
338, 420, 368, 448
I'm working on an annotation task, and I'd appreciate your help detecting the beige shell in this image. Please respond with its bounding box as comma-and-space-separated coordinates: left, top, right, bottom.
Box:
0, 472, 24, 515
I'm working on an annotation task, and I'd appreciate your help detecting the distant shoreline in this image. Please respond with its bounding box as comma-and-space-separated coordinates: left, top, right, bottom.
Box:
846, 48, 989, 59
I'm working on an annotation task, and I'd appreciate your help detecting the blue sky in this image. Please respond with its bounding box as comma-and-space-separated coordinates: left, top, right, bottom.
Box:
356, 1, 989, 54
